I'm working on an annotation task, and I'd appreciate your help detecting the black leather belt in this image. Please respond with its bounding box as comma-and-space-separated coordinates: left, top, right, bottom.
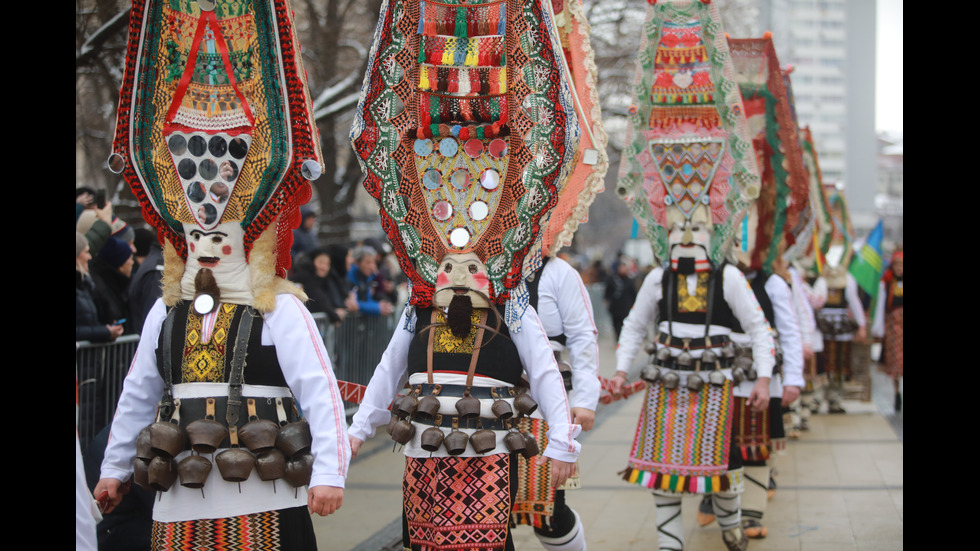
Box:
651, 356, 733, 372
414, 383, 515, 400
175, 395, 298, 448
411, 413, 514, 431
656, 333, 732, 350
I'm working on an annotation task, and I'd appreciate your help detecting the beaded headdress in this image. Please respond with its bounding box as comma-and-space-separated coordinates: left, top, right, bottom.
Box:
615, 0, 761, 265
351, 0, 581, 310
727, 35, 810, 272
108, 0, 323, 288
797, 126, 834, 271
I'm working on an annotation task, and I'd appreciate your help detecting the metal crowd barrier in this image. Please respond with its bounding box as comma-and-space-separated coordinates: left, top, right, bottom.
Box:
75, 311, 397, 454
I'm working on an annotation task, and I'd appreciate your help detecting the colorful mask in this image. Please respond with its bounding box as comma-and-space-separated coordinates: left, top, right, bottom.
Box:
433, 253, 492, 309
108, 0, 323, 309
615, 0, 760, 266
351, 0, 581, 316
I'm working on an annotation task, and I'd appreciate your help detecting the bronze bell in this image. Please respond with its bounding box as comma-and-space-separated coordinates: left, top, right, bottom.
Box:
644, 341, 657, 355
386, 413, 399, 435
186, 418, 227, 454
276, 419, 313, 458
284, 453, 314, 488
239, 419, 279, 453
133, 458, 151, 490
255, 449, 287, 481
443, 428, 469, 456
491, 399, 514, 420
732, 366, 746, 385
702, 349, 718, 365
147, 456, 178, 492
656, 347, 672, 363
662, 371, 681, 390
149, 420, 187, 459
390, 418, 416, 445
416, 395, 442, 420
470, 428, 496, 454
641, 364, 661, 383
745, 366, 758, 381
455, 394, 481, 420
177, 455, 212, 489
503, 430, 526, 454
708, 369, 727, 387
136, 426, 154, 463
676, 350, 694, 369
514, 391, 538, 416
215, 448, 255, 482
721, 342, 736, 358
420, 426, 445, 452
520, 433, 539, 459
686, 372, 705, 392
395, 393, 419, 419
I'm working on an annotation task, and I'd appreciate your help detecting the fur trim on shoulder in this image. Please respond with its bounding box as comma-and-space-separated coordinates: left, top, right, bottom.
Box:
250, 221, 307, 313
162, 240, 185, 307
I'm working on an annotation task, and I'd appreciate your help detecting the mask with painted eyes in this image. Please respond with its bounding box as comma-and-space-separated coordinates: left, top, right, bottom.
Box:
667, 205, 711, 273
181, 222, 252, 306
433, 253, 492, 309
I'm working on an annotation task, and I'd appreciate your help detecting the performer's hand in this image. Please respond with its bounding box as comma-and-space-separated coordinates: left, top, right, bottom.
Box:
855, 326, 867, 343
571, 408, 595, 431
349, 436, 364, 459
749, 377, 770, 412
308, 485, 343, 516
610, 372, 627, 397
93, 478, 129, 515
781, 385, 801, 407
538, 456, 575, 488
803, 345, 814, 361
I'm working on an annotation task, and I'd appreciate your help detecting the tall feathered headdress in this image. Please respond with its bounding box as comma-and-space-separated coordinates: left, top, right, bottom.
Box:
108, 0, 324, 308
351, 0, 581, 311
615, 0, 760, 265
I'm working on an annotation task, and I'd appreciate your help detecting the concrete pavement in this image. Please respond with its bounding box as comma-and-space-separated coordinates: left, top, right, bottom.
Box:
315, 331, 903, 551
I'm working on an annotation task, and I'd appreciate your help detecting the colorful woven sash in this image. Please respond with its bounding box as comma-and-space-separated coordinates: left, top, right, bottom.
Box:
622, 379, 736, 494
732, 396, 771, 463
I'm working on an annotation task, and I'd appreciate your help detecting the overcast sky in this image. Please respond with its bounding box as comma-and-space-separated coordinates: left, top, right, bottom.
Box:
876, 0, 903, 133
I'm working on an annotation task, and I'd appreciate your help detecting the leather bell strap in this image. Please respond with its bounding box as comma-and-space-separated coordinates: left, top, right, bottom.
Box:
174, 395, 297, 449
412, 413, 513, 431
416, 383, 515, 399
226, 306, 257, 428
652, 356, 732, 372
426, 309, 489, 388
158, 307, 178, 420
656, 332, 732, 350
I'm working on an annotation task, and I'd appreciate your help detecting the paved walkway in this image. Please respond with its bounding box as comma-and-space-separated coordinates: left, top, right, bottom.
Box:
315, 332, 903, 550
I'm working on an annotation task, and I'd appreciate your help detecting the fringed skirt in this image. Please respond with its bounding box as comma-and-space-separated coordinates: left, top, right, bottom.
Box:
150, 506, 316, 550
884, 307, 903, 378
510, 418, 580, 529
404, 454, 516, 551
621, 378, 740, 495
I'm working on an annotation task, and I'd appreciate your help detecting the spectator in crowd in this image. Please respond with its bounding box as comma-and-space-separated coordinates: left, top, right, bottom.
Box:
128, 228, 164, 335
292, 247, 350, 324
347, 245, 394, 316
76, 232, 124, 343
75, 189, 115, 256
291, 207, 321, 263
89, 236, 136, 336
604, 256, 638, 340
364, 237, 399, 304
131, 227, 155, 272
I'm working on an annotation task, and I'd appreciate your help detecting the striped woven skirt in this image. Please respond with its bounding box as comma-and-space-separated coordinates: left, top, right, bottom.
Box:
621, 378, 740, 494
404, 454, 516, 550
884, 307, 903, 378
150, 506, 316, 550
510, 418, 580, 529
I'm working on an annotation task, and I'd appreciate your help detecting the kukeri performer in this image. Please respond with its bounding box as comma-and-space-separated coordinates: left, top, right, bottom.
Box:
347, 0, 587, 547
93, 0, 350, 548
610, 2, 772, 549
872, 249, 903, 411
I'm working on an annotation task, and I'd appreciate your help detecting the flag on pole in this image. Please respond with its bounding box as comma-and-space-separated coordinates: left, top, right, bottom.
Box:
812, 227, 826, 274
849, 220, 884, 297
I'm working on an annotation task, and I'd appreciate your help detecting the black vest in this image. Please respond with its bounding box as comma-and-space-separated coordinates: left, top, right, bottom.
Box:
408, 306, 524, 385
656, 266, 736, 330
526, 258, 567, 345
156, 301, 286, 387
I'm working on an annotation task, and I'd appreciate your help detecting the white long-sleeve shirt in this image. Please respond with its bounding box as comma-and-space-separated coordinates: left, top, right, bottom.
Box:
788, 267, 818, 351
813, 272, 865, 341
100, 296, 351, 522
731, 274, 805, 396
615, 264, 775, 378
348, 306, 582, 463
535, 258, 600, 412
